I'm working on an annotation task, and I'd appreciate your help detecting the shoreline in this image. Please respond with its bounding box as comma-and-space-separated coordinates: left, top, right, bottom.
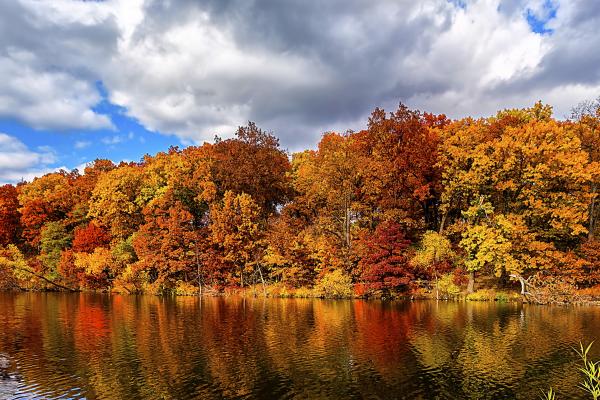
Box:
4, 287, 600, 306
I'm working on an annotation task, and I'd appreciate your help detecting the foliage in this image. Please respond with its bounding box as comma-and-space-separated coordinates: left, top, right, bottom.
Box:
358, 220, 413, 295
39, 221, 72, 276
72, 222, 111, 253
0, 245, 28, 288
0, 185, 20, 246
0, 103, 597, 300
437, 273, 461, 299
210, 191, 264, 287
313, 269, 353, 299
465, 289, 521, 302
174, 280, 199, 296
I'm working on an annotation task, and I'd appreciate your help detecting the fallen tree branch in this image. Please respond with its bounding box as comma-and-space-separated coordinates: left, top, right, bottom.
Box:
16, 266, 79, 292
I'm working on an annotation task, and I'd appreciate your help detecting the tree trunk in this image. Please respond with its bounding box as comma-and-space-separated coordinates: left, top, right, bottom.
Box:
499, 267, 508, 288
194, 241, 203, 297
439, 211, 447, 234
467, 271, 475, 294
257, 264, 267, 297
344, 193, 351, 250
590, 183, 597, 240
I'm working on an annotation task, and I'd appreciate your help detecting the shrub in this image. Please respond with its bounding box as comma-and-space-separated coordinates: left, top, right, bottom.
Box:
466, 289, 520, 302
314, 269, 353, 299
466, 289, 497, 301
438, 273, 461, 298
353, 283, 367, 297
174, 280, 199, 296
577, 285, 600, 301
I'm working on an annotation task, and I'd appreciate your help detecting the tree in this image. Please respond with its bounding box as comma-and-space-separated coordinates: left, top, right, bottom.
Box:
358, 221, 412, 296
263, 214, 320, 288
211, 122, 292, 217
18, 171, 74, 249
73, 248, 116, 290
0, 185, 20, 246
412, 231, 455, 298
210, 191, 264, 288
39, 222, 72, 278
68, 159, 116, 226
72, 222, 111, 253
133, 196, 201, 292
355, 104, 448, 233
579, 239, 600, 287
570, 99, 600, 240
0, 245, 26, 289
290, 133, 360, 270
88, 165, 145, 239
437, 103, 595, 288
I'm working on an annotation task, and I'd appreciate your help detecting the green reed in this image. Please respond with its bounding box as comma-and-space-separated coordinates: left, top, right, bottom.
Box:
542, 342, 600, 400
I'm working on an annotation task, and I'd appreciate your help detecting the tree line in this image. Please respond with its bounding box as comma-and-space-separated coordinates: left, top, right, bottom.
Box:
0, 101, 599, 297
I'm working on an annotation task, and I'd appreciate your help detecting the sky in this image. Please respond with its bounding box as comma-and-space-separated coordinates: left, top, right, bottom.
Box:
0, 0, 599, 184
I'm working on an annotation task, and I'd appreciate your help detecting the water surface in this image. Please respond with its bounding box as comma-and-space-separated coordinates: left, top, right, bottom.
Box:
0, 293, 599, 399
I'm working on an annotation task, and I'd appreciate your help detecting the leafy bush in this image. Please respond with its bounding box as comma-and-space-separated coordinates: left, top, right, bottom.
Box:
577, 286, 600, 301
466, 289, 497, 301
438, 273, 461, 298
466, 289, 520, 302
174, 280, 199, 296
314, 269, 353, 299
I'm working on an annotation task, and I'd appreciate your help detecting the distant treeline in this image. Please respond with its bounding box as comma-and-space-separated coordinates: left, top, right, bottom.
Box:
0, 100, 599, 298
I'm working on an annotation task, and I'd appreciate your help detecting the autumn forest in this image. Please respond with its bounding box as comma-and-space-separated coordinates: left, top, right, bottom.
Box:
1, 101, 599, 302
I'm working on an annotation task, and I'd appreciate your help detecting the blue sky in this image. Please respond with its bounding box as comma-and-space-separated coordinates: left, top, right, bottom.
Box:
0, 0, 598, 184
0, 85, 183, 178
525, 0, 558, 34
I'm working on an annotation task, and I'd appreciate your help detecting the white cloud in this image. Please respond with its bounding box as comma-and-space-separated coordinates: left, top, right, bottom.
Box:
74, 161, 91, 174
0, 0, 599, 147
75, 140, 92, 149
0, 54, 112, 130
101, 133, 135, 145
101, 135, 124, 145
0, 133, 62, 184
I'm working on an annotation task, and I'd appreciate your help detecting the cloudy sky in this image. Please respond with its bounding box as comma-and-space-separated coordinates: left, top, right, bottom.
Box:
0, 0, 599, 184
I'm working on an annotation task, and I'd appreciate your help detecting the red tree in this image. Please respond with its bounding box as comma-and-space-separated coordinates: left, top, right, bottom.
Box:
72, 222, 112, 253
359, 221, 413, 294
0, 184, 20, 246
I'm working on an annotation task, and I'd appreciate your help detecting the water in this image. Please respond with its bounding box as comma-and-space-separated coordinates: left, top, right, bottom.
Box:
0, 294, 599, 399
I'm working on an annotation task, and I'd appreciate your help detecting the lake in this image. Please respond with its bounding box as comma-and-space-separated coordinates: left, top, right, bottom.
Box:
0, 294, 599, 399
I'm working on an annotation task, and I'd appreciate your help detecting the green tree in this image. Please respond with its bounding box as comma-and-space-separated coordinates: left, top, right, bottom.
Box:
40, 222, 72, 279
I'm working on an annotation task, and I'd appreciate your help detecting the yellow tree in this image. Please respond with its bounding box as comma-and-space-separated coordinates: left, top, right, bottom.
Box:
210, 191, 264, 288
88, 164, 146, 239
438, 103, 594, 288
290, 132, 360, 270
412, 231, 455, 297
570, 99, 600, 239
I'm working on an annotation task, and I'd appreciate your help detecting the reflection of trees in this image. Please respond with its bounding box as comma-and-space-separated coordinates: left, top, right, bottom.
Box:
0, 294, 600, 398
408, 302, 600, 399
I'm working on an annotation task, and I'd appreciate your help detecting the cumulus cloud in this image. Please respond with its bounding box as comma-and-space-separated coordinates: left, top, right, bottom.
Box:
0, 133, 63, 184
0, 0, 599, 149
0, 1, 116, 130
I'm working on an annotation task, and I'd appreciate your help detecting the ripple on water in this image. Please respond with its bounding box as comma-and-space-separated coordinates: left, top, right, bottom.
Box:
0, 295, 599, 399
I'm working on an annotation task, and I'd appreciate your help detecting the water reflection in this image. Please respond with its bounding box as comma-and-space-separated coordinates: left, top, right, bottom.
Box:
0, 294, 598, 399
